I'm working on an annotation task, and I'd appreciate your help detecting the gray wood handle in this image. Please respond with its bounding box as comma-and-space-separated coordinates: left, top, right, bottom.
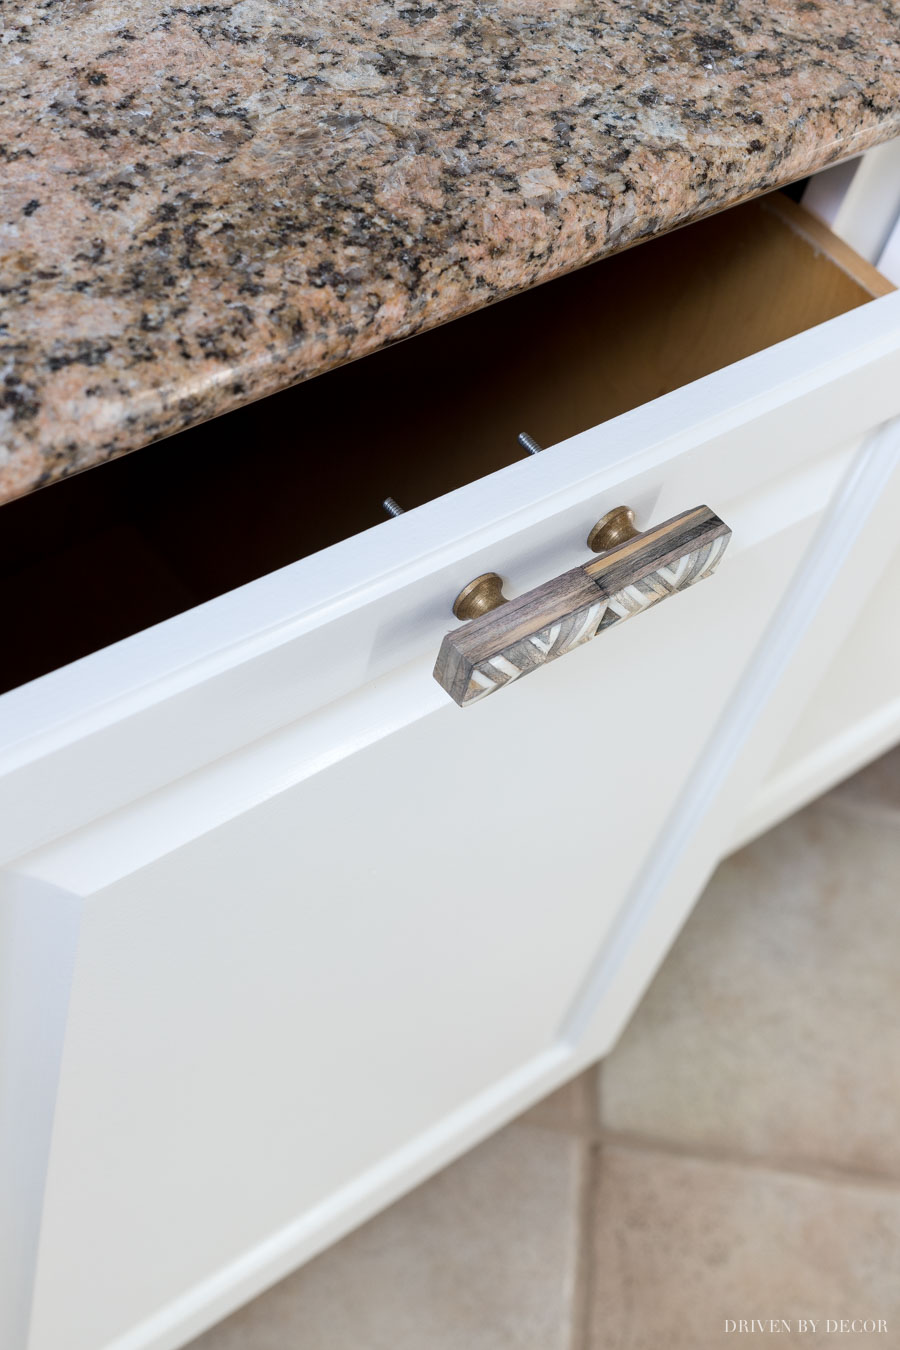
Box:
433, 505, 731, 706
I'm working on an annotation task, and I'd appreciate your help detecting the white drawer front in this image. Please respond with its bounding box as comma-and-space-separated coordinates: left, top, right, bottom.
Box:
13, 405, 900, 1350
3, 283, 900, 865
4, 272, 900, 1350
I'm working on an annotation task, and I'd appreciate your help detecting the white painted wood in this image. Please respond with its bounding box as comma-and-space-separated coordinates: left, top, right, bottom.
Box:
20, 447, 838, 1350
5, 281, 900, 1350
5, 293, 900, 866
15, 459, 900, 1349
733, 535, 900, 849
0, 876, 81, 1350
801, 156, 861, 231
877, 208, 900, 287
733, 695, 900, 852
802, 136, 900, 261
564, 418, 900, 1062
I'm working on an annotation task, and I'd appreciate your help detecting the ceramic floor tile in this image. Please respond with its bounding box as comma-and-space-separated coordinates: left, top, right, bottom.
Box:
587, 1144, 900, 1350
600, 785, 900, 1177
520, 1067, 597, 1136
187, 1121, 583, 1350
826, 743, 900, 817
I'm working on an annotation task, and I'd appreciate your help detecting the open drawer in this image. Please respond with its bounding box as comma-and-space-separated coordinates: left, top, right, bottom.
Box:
0, 192, 894, 700
5, 194, 900, 1350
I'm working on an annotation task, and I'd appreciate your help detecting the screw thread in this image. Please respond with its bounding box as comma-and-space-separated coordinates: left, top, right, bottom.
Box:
517, 432, 543, 456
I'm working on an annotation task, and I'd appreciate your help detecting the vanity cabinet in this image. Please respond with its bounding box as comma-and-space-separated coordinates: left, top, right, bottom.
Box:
4, 192, 900, 1350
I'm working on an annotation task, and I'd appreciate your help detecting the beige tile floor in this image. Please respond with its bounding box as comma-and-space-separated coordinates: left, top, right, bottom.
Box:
190, 747, 900, 1350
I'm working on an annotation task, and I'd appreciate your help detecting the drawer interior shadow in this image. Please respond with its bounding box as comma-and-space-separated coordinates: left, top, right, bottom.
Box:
0, 191, 892, 695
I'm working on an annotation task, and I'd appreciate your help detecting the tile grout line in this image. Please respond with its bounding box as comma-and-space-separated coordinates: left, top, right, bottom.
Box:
570, 1138, 600, 1350
567, 1068, 602, 1350
596, 1124, 900, 1195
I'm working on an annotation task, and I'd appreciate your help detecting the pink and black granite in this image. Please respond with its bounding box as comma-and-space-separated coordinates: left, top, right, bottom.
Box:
2, 0, 900, 503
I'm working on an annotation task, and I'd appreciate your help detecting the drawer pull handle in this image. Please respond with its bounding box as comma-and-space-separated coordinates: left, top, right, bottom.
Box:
453, 572, 509, 620
449, 505, 641, 625
587, 504, 640, 552
433, 504, 731, 707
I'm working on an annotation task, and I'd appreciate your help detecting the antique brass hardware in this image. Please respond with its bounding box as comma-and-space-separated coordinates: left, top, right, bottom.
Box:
452, 505, 641, 625
452, 572, 509, 621
435, 504, 732, 706
587, 505, 641, 553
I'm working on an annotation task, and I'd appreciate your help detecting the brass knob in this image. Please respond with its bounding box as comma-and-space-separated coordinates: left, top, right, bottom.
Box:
587, 505, 641, 554
453, 572, 508, 620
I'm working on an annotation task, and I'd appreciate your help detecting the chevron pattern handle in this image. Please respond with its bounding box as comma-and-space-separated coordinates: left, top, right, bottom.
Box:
433, 505, 731, 707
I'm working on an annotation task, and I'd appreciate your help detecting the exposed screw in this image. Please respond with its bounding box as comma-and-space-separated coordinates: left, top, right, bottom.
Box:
517, 432, 543, 456
382, 497, 405, 517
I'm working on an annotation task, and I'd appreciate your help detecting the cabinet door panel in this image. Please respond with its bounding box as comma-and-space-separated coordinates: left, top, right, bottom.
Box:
7, 295, 900, 1350
20, 442, 857, 1350
565, 419, 900, 1063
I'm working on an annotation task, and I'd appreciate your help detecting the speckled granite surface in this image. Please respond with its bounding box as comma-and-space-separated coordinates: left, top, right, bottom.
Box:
2, 1, 900, 504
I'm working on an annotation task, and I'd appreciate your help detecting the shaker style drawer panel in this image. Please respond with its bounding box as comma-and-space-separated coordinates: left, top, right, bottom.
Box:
737, 526, 900, 849
13, 442, 872, 1350
5, 196, 900, 1350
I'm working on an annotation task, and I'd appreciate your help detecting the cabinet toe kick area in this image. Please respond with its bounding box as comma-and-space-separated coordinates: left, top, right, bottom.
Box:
5, 192, 900, 1350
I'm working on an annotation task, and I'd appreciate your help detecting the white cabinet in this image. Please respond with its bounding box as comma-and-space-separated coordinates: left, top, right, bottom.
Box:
735, 524, 900, 849
801, 135, 900, 263
4, 193, 900, 1350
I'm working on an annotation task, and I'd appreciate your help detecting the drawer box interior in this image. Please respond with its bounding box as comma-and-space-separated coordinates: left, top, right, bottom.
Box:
0, 192, 891, 696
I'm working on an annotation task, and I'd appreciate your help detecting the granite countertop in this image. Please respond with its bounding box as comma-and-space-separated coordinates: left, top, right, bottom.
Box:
2, 1, 900, 506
